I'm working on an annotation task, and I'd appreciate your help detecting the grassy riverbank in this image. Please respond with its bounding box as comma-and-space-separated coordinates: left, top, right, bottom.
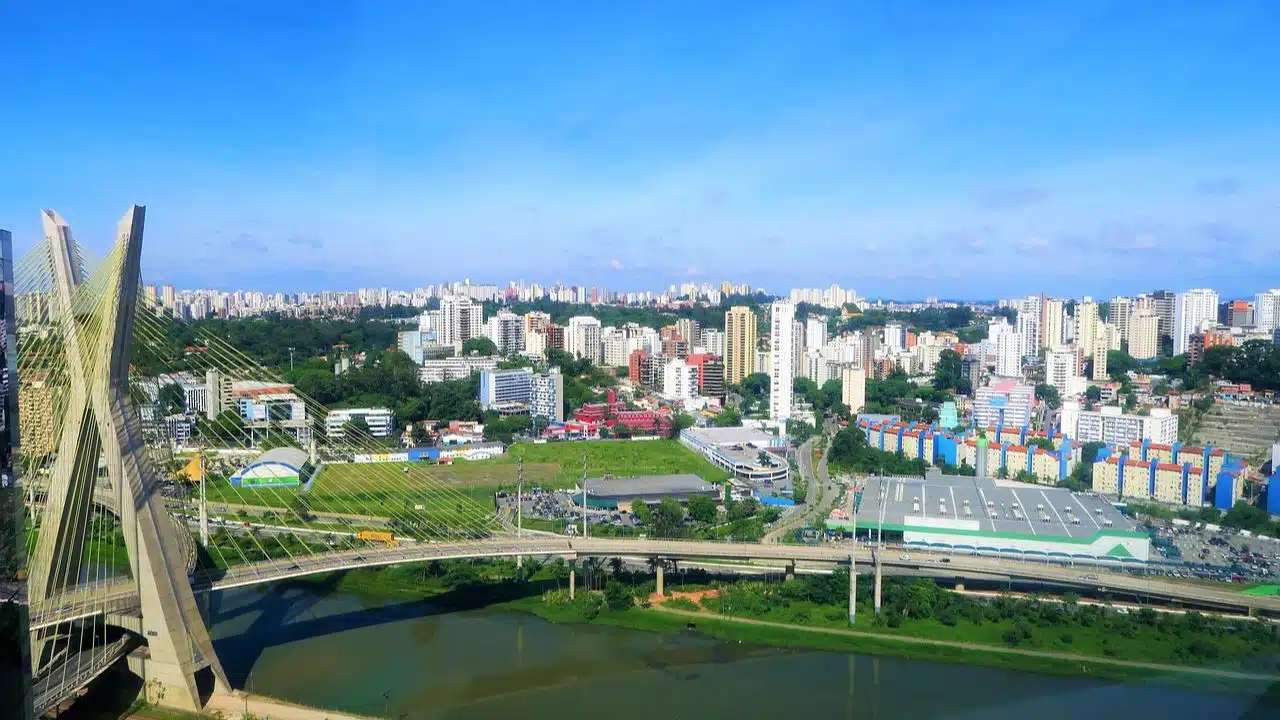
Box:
501, 595, 1280, 697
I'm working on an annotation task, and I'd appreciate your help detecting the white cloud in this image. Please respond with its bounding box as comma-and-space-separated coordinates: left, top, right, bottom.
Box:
609, 258, 625, 270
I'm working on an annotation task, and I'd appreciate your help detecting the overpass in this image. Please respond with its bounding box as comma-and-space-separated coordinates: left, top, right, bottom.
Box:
28, 535, 1280, 635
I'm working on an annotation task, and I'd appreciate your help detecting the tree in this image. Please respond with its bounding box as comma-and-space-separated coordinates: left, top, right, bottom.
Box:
686, 494, 718, 524
340, 416, 372, 439
933, 349, 965, 393
1107, 349, 1139, 380
198, 409, 246, 444
1034, 383, 1061, 409
713, 407, 742, 427
158, 382, 186, 416
1085, 385, 1102, 404
668, 412, 695, 439
461, 337, 498, 356
651, 497, 686, 538
756, 450, 775, 467
604, 580, 632, 610
631, 499, 653, 526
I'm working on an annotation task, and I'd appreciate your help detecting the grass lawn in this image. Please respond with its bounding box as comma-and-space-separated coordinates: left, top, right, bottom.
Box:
1241, 583, 1280, 596
200, 439, 724, 522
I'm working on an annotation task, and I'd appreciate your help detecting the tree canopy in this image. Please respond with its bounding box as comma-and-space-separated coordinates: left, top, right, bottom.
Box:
461, 337, 498, 356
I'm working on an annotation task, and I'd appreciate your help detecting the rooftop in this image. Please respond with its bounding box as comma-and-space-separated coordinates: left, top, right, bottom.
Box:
856, 470, 1136, 540
586, 474, 718, 499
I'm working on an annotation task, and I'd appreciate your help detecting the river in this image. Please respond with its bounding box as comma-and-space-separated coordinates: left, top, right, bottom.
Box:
208, 585, 1272, 719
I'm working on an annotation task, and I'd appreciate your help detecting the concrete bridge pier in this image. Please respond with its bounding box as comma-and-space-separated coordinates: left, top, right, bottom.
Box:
655, 559, 665, 596
569, 561, 576, 600
955, 581, 965, 592
785, 561, 795, 582
873, 552, 883, 615
848, 555, 857, 624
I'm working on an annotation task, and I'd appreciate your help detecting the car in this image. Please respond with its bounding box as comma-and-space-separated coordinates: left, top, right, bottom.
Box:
898, 555, 910, 561
1083, 574, 1098, 580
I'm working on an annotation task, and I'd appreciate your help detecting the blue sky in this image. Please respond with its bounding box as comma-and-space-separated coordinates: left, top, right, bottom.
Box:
1, 1, 1277, 299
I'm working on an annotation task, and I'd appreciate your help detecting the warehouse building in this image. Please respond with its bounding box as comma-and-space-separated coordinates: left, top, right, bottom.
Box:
577, 474, 721, 510
230, 447, 313, 488
836, 469, 1150, 562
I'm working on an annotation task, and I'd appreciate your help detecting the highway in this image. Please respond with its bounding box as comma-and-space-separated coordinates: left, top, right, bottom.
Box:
28, 533, 1280, 632
764, 424, 837, 543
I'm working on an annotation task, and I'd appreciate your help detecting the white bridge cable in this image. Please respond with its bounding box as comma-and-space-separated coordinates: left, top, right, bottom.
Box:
125, 308, 504, 575
15, 240, 128, 685
127, 307, 508, 540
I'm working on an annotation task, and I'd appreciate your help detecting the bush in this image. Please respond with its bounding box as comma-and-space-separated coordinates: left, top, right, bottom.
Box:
604, 581, 633, 611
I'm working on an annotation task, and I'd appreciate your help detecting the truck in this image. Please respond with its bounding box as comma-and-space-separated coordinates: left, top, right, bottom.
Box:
357, 530, 398, 546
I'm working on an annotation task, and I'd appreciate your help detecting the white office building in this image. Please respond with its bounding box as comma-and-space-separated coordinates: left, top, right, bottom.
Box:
1060, 402, 1178, 446
1042, 298, 1065, 349
662, 357, 700, 402
440, 294, 485, 352
769, 300, 795, 421
326, 407, 395, 439
699, 328, 725, 357
485, 310, 524, 355
567, 316, 602, 363
1255, 289, 1280, 335
973, 379, 1035, 428
1045, 346, 1079, 399
478, 367, 563, 421
420, 356, 498, 383
993, 324, 1023, 378
1129, 310, 1160, 360
841, 365, 866, 414
1017, 295, 1042, 357
804, 317, 828, 351
1174, 289, 1220, 356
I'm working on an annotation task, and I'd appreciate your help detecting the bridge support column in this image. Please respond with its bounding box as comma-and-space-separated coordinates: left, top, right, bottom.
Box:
955, 581, 965, 593
655, 560, 664, 596
873, 554, 882, 615
848, 555, 857, 624
785, 561, 795, 582
569, 562, 576, 600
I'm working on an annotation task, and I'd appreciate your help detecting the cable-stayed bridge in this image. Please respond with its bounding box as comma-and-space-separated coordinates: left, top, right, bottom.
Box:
6, 207, 1279, 718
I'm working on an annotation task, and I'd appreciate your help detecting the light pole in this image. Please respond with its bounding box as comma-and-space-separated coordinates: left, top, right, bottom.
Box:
516, 457, 524, 571
288, 346, 295, 371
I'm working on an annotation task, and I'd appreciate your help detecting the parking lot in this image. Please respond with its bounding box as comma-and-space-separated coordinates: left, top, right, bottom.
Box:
1144, 519, 1278, 584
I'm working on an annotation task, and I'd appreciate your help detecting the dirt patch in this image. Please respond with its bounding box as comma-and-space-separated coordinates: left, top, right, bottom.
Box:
652, 588, 720, 604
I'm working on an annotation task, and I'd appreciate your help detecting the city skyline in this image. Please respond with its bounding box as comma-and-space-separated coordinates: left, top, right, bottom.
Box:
2, 3, 1278, 295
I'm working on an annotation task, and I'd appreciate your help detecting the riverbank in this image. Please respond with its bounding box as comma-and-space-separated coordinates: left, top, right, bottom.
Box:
497, 594, 1280, 697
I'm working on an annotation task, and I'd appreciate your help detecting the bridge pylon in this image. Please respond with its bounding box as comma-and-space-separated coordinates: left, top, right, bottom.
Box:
25, 207, 228, 710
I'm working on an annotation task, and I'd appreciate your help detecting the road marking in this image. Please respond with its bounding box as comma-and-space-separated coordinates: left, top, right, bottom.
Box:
1011, 488, 1037, 535
948, 487, 958, 520
921, 483, 928, 519
1069, 493, 1100, 531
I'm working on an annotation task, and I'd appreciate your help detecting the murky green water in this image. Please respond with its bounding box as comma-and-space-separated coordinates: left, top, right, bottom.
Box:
208, 585, 1273, 719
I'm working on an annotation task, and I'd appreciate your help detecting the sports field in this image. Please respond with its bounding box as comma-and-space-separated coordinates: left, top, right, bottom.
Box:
203, 439, 727, 521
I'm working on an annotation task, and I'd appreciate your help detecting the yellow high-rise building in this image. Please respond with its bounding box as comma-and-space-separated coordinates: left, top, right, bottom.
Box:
724, 305, 758, 386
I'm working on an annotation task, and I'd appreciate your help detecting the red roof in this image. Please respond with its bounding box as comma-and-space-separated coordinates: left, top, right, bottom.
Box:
1210, 448, 1225, 456
1105, 456, 1120, 465
904, 431, 920, 438
1150, 443, 1172, 451
1179, 445, 1204, 454
1007, 444, 1028, 452
1157, 463, 1181, 472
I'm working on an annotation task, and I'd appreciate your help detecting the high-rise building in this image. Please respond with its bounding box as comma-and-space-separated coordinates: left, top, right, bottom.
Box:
1255, 289, 1280, 334
1017, 295, 1042, 356
841, 365, 866, 414
1173, 289, 1220, 356
485, 310, 524, 355
995, 328, 1023, 378
791, 319, 805, 379
805, 316, 828, 351
973, 380, 1035, 428
724, 306, 758, 387
1045, 347, 1078, 399
161, 283, 176, 309
1091, 325, 1112, 381
1042, 298, 1065, 349
1226, 300, 1253, 328
769, 300, 795, 421
675, 318, 700, 347
1188, 328, 1233, 366
699, 328, 725, 357
1109, 296, 1132, 341
1129, 310, 1159, 360
566, 316, 602, 363
1076, 298, 1099, 357
1151, 289, 1177, 339
884, 321, 906, 351
440, 294, 485, 351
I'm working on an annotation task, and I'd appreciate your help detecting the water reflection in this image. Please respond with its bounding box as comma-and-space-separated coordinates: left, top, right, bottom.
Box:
208, 586, 1267, 720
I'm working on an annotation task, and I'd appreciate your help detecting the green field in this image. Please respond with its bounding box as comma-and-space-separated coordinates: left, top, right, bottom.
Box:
1241, 584, 1280, 596
201, 439, 727, 523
